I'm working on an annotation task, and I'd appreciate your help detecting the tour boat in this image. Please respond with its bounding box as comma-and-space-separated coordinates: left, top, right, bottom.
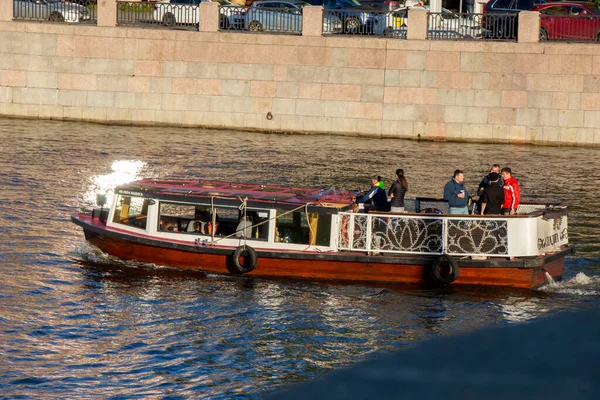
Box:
71, 179, 574, 289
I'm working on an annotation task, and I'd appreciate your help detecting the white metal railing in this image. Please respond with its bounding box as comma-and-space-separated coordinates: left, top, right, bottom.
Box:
337, 204, 568, 258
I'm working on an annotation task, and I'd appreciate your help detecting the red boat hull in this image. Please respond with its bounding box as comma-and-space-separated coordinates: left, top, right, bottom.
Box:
81, 224, 570, 289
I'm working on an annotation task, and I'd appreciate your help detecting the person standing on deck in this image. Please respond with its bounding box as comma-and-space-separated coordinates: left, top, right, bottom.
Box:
479, 172, 505, 215
354, 176, 388, 212
388, 168, 408, 212
501, 167, 521, 215
476, 164, 503, 213
443, 170, 472, 214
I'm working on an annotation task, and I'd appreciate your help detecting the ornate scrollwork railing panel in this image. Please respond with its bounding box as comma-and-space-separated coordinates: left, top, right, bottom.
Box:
338, 213, 443, 254
446, 219, 508, 255
370, 215, 444, 254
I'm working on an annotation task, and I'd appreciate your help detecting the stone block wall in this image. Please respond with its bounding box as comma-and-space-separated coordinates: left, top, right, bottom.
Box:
0, 21, 599, 146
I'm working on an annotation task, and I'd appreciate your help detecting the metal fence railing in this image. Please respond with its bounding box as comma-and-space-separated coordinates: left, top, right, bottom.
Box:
337, 201, 567, 258
480, 13, 518, 41
427, 12, 485, 40
218, 5, 247, 31
116, 1, 161, 27
13, 0, 96, 24
243, 6, 303, 34
323, 9, 387, 36
540, 15, 600, 42
141, 1, 200, 30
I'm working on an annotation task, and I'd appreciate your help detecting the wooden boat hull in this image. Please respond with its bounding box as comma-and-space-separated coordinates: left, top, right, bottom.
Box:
75, 215, 573, 289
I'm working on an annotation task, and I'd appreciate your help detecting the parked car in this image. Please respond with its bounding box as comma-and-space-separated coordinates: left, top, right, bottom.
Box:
482, 0, 541, 39
214, 0, 247, 29
245, 0, 343, 33
304, 0, 381, 33
152, 0, 245, 28
13, 0, 91, 23
533, 2, 600, 41
373, 5, 482, 38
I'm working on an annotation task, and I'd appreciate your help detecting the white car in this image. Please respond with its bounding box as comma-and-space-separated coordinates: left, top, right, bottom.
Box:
374, 5, 483, 38
14, 0, 91, 23
152, 0, 245, 28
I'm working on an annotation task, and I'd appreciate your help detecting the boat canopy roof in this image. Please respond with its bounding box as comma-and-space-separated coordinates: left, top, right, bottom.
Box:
115, 179, 356, 211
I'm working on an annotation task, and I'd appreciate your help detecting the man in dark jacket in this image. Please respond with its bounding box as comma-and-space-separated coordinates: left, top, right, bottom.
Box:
355, 176, 388, 212
443, 170, 471, 214
479, 172, 504, 215
476, 164, 503, 213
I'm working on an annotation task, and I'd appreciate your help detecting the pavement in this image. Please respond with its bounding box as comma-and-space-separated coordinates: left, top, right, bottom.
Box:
264, 307, 600, 399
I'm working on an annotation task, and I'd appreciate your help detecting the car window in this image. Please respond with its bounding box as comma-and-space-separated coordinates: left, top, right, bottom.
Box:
542, 6, 568, 16
441, 9, 459, 19
493, 0, 513, 9
589, 5, 600, 14
515, 0, 535, 10
569, 7, 588, 16
280, 1, 301, 8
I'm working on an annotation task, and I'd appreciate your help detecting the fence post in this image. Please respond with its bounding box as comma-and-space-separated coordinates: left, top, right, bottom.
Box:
98, 0, 117, 27
518, 11, 540, 43
0, 0, 14, 21
407, 8, 428, 40
199, 2, 219, 32
302, 6, 323, 36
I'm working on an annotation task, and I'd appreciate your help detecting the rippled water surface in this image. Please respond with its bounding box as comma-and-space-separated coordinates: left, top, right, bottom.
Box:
1, 119, 600, 398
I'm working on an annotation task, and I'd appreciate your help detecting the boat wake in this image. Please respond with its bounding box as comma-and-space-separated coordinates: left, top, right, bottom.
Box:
539, 272, 600, 296
71, 243, 179, 273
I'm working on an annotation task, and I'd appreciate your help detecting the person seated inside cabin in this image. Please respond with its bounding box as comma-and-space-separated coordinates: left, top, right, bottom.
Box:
160, 219, 179, 232
187, 210, 209, 233
193, 220, 206, 234
235, 213, 254, 239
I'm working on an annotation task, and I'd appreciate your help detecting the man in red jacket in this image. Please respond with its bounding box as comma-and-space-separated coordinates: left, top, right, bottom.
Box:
500, 167, 520, 215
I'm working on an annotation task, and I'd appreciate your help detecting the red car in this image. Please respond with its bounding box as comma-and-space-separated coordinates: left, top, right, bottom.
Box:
533, 2, 600, 41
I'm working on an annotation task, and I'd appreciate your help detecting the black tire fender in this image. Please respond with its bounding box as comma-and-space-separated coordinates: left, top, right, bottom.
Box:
430, 254, 460, 285
230, 245, 257, 274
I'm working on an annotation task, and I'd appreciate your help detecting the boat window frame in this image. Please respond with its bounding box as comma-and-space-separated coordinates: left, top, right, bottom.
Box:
156, 200, 271, 242
110, 194, 150, 232
273, 208, 333, 246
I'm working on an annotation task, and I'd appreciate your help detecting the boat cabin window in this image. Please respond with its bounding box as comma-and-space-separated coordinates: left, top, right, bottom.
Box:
211, 207, 270, 240
159, 202, 213, 233
275, 210, 332, 246
157, 202, 269, 240
112, 195, 149, 230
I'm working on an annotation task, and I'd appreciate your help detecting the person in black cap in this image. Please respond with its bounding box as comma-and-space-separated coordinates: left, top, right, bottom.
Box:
479, 172, 504, 215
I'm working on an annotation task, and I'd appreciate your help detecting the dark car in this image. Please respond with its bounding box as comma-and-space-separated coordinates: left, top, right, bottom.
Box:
482, 0, 541, 39
533, 2, 600, 41
304, 0, 381, 33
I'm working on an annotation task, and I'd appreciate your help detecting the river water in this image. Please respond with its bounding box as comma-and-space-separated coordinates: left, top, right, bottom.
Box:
1, 119, 599, 398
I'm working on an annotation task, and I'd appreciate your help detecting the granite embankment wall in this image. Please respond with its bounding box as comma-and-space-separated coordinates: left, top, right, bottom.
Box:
1, 12, 600, 146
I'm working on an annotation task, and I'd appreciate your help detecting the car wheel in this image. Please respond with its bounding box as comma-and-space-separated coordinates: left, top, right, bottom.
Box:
344, 17, 360, 34
248, 21, 263, 32
383, 27, 392, 38
540, 27, 548, 41
163, 13, 176, 27
596, 30, 600, 42
48, 12, 65, 22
